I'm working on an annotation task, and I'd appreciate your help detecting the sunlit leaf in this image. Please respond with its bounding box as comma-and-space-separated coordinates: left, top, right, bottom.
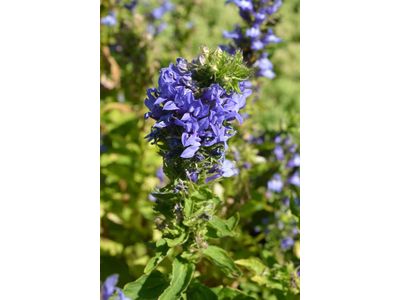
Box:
203, 245, 242, 278
144, 238, 171, 274
158, 256, 195, 300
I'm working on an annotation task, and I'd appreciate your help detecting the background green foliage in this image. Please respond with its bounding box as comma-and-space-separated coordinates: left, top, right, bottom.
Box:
101, 0, 300, 299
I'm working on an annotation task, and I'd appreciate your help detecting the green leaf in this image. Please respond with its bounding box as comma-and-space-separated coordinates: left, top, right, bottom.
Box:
110, 270, 169, 300
235, 259, 267, 276
165, 229, 189, 247
191, 187, 214, 201
185, 281, 218, 300
211, 286, 255, 300
151, 192, 178, 201
190, 187, 221, 204
183, 197, 194, 217
235, 259, 269, 285
158, 256, 195, 300
203, 245, 242, 278
210, 196, 223, 204
289, 194, 300, 218
226, 213, 240, 231
207, 215, 236, 238
144, 238, 171, 274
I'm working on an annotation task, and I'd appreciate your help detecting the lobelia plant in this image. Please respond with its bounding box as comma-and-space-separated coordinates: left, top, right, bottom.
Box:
110, 46, 257, 300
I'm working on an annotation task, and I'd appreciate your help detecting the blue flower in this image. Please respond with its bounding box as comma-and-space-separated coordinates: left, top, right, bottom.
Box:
224, 0, 283, 80
145, 57, 252, 159
288, 143, 298, 153
281, 237, 295, 249
254, 9, 268, 25
250, 39, 264, 51
274, 145, 284, 161
101, 274, 130, 300
261, 28, 283, 45
152, 7, 164, 19
255, 53, 276, 78
288, 170, 300, 186
227, 0, 254, 12
123, 1, 138, 12
267, 173, 283, 193
101, 274, 119, 300
266, 0, 283, 16
151, 0, 174, 20
274, 134, 282, 143
286, 153, 300, 168
248, 134, 265, 144
205, 159, 239, 183
246, 27, 261, 38
222, 25, 245, 47
157, 22, 168, 34
156, 166, 165, 184
187, 169, 199, 183
101, 11, 117, 27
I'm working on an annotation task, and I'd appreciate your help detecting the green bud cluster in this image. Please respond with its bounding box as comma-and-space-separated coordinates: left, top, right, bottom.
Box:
188, 46, 253, 94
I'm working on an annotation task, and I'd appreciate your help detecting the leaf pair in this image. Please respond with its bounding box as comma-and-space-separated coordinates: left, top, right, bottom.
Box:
203, 245, 242, 279
206, 213, 239, 239
187, 281, 255, 300
116, 256, 195, 300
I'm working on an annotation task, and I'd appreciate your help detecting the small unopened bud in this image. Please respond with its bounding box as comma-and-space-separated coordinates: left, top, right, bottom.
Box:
197, 55, 205, 65
215, 47, 223, 57
210, 64, 218, 72
200, 45, 210, 56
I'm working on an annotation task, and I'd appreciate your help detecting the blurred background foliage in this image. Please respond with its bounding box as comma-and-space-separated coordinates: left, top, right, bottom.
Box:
100, 0, 300, 299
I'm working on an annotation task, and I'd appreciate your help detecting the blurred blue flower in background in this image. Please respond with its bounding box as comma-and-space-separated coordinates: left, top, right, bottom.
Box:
274, 134, 282, 143
246, 27, 261, 38
149, 166, 166, 201
206, 159, 239, 183
288, 170, 300, 186
157, 22, 168, 34
156, 166, 165, 184
286, 153, 300, 168
266, 0, 283, 15
274, 144, 284, 161
268, 173, 283, 193
125, 1, 138, 11
224, 0, 283, 78
262, 28, 283, 44
101, 11, 117, 27
151, 0, 174, 20
255, 53, 276, 79
281, 237, 295, 249
186, 21, 194, 29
